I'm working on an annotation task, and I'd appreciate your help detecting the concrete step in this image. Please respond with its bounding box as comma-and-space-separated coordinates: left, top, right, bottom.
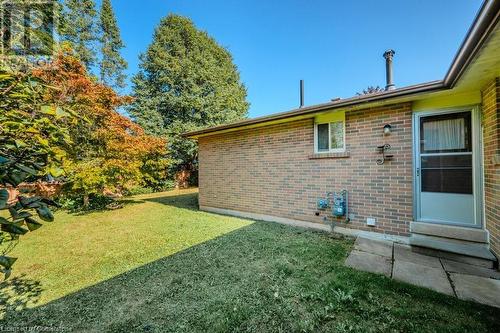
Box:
409, 234, 497, 269
410, 222, 489, 243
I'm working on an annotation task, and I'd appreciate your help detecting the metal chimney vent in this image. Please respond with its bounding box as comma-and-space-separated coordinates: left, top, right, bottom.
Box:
383, 50, 395, 91
299, 79, 304, 108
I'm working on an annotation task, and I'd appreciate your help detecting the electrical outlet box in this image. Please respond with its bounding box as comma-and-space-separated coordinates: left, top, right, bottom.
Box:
366, 217, 376, 226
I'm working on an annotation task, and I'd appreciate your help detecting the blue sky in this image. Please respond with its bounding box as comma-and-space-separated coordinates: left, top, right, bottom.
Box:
105, 0, 482, 118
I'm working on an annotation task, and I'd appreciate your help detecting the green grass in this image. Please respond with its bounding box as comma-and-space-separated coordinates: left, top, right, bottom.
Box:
1, 190, 499, 332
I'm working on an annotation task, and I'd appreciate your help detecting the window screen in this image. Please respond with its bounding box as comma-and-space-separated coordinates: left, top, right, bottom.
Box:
421, 155, 472, 194
419, 111, 473, 194
317, 123, 329, 151
330, 121, 344, 150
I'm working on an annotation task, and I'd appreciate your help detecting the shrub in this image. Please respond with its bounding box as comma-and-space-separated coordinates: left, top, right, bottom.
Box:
0, 69, 73, 278
58, 192, 115, 212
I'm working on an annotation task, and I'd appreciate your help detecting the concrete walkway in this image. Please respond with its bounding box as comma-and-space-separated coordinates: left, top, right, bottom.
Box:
345, 236, 500, 308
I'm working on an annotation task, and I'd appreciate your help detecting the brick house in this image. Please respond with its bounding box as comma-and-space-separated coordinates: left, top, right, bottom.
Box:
185, 1, 500, 266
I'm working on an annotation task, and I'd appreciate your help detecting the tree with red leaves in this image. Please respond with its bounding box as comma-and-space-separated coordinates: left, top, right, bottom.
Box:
34, 48, 168, 207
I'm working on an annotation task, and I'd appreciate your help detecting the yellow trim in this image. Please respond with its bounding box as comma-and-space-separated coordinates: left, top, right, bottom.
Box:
413, 90, 481, 111
315, 110, 345, 123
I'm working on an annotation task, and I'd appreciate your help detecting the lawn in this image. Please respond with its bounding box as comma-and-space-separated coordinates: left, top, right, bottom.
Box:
1, 189, 499, 332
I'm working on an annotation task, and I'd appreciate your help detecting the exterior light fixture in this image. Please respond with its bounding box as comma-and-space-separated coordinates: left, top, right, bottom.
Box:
383, 124, 392, 135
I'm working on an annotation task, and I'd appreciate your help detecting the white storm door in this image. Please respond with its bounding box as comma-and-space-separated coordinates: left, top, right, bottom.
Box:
415, 109, 479, 226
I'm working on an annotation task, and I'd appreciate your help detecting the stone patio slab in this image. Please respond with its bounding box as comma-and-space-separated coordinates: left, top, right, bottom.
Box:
394, 244, 442, 268
410, 234, 496, 262
411, 245, 494, 268
345, 236, 500, 308
345, 250, 392, 277
450, 273, 500, 308
393, 260, 454, 295
354, 237, 393, 258
442, 259, 500, 280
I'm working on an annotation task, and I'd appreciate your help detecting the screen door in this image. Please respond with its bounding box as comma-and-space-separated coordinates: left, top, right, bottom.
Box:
416, 111, 475, 225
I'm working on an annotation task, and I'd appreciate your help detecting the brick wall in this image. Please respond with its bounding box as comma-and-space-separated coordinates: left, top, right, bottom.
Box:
198, 103, 413, 236
482, 78, 500, 257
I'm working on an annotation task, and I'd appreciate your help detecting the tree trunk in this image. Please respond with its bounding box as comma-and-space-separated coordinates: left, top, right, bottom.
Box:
83, 194, 89, 208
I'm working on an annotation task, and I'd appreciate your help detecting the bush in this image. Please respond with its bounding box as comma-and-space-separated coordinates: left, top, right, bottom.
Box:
188, 171, 198, 187
125, 186, 153, 196
153, 179, 176, 192
125, 180, 176, 196
58, 193, 115, 212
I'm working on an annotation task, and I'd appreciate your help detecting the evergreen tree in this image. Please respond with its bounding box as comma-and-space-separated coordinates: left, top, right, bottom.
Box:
60, 0, 98, 69
129, 14, 249, 178
99, 0, 127, 88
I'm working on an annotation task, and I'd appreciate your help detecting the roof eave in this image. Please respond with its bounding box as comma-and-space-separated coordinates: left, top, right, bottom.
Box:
182, 80, 444, 138
443, 0, 500, 87
183, 0, 500, 139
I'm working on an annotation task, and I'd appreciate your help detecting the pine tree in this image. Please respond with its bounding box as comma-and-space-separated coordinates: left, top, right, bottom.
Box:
99, 0, 127, 88
60, 0, 98, 69
129, 14, 249, 178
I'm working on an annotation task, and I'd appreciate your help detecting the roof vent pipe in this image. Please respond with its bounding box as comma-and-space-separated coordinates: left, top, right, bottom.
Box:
383, 50, 395, 91
299, 79, 304, 108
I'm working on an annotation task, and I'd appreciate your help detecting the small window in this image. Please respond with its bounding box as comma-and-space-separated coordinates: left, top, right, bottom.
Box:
315, 120, 345, 153
317, 123, 329, 151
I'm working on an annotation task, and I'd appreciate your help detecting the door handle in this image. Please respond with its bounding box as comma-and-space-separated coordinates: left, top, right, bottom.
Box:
416, 167, 420, 177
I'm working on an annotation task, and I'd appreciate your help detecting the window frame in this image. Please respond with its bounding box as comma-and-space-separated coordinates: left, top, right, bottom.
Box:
314, 119, 346, 154
419, 111, 472, 154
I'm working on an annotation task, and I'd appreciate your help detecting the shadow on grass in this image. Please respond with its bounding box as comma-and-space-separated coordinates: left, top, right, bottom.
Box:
139, 193, 199, 211
0, 274, 42, 318
66, 198, 145, 216
1, 219, 499, 333
66, 192, 199, 216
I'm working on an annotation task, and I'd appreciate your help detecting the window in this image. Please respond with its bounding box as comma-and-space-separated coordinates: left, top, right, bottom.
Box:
315, 120, 345, 153
419, 111, 473, 194
420, 112, 471, 153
